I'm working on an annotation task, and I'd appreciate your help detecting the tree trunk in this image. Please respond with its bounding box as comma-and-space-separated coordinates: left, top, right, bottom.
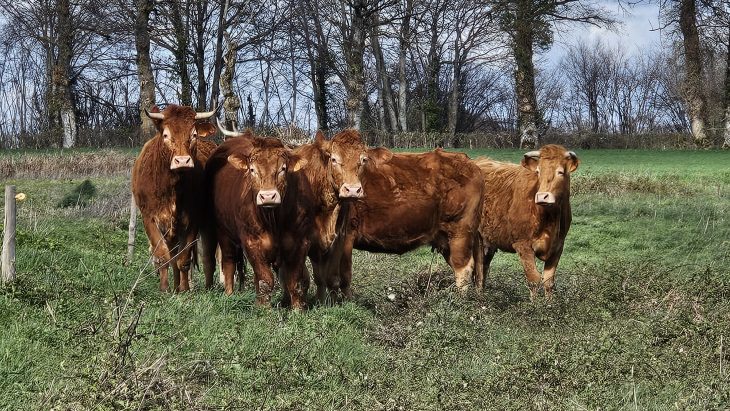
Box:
135, 0, 156, 141
210, 0, 230, 109
514, 0, 540, 149
172, 0, 192, 106
299, 0, 329, 131
397, 0, 413, 132
679, 0, 710, 147
371, 19, 399, 134
54, 0, 77, 148
193, 1, 208, 110
722, 36, 730, 148
221, 33, 240, 131
313, 56, 329, 131
261, 60, 271, 128
343, 0, 366, 130
423, 9, 442, 133
447, 35, 463, 148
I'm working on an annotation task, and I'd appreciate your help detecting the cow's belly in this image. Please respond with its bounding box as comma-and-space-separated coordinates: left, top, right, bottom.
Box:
355, 203, 438, 254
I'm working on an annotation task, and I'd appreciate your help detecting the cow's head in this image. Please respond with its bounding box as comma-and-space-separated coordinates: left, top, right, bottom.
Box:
220, 122, 303, 207
145, 104, 217, 171
521, 144, 580, 206
315, 129, 391, 199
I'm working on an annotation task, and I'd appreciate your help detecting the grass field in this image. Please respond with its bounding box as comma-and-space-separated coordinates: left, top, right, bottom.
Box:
1, 148, 729, 410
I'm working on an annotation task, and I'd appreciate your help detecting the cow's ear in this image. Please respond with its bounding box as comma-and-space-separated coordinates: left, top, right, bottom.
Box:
314, 130, 331, 153
195, 122, 217, 139
565, 151, 579, 172
366, 147, 392, 166
288, 152, 308, 172
521, 151, 540, 171
227, 154, 249, 171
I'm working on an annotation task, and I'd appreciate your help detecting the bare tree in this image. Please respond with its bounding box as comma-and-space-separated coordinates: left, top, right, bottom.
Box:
562, 40, 613, 133
678, 0, 710, 146
444, 1, 502, 146
135, 0, 156, 140
493, 0, 615, 148
52, 0, 77, 147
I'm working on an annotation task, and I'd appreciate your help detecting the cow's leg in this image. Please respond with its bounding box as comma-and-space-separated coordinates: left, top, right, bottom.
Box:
447, 235, 475, 293
514, 242, 541, 301
338, 238, 355, 300
472, 235, 485, 292
236, 247, 246, 292
218, 235, 238, 296
199, 224, 217, 289
243, 241, 274, 307
141, 216, 172, 292
216, 246, 225, 285
171, 245, 181, 292
481, 245, 497, 290
309, 255, 328, 304
542, 247, 564, 300
250, 258, 275, 307
175, 231, 196, 292
278, 233, 309, 310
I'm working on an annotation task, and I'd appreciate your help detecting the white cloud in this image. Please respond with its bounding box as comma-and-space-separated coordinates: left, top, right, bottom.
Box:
544, 2, 663, 65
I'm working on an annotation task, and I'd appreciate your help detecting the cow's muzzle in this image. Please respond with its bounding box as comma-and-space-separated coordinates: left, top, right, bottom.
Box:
535, 192, 556, 205
256, 189, 282, 207
170, 155, 194, 170
339, 183, 364, 198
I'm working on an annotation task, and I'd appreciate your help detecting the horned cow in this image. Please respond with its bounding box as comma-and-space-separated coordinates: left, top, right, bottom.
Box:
131, 104, 217, 292
475, 144, 580, 300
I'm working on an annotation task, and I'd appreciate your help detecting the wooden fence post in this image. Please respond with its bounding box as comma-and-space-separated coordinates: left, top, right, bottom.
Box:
2, 185, 16, 284
126, 195, 137, 266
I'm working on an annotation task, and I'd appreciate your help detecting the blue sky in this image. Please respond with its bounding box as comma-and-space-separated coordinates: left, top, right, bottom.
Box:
545, 2, 663, 64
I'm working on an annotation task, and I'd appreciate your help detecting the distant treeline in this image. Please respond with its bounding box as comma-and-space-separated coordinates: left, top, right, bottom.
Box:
0, 0, 728, 149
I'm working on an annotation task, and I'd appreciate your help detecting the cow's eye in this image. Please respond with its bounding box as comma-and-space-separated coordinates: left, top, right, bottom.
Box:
331, 157, 337, 164
249, 167, 256, 174
557, 170, 565, 176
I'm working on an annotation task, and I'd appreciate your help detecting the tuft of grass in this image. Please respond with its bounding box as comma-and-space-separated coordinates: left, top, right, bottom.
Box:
57, 179, 97, 208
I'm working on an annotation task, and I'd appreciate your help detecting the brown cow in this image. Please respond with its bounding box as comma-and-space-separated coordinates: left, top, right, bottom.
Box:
131, 104, 217, 292
208, 127, 379, 308
314, 148, 485, 302
295, 130, 387, 304
474, 144, 580, 300
206, 128, 311, 307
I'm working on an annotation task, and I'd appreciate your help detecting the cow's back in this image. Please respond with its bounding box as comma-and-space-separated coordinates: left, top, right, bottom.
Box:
353, 150, 482, 254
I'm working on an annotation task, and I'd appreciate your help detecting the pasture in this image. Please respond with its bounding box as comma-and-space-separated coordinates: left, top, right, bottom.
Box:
1, 148, 729, 410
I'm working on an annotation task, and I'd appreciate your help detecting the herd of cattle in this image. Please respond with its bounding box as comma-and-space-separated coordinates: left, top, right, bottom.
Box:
131, 104, 580, 309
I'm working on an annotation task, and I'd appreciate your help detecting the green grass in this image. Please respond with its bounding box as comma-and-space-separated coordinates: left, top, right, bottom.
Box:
1, 149, 729, 410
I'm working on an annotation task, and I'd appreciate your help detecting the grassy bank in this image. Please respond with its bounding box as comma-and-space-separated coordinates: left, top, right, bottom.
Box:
1, 149, 729, 409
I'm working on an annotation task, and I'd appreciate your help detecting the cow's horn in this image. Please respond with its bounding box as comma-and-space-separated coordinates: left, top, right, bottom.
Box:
524, 150, 540, 159
195, 104, 219, 119
217, 118, 240, 137
565, 151, 577, 159
144, 108, 165, 120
